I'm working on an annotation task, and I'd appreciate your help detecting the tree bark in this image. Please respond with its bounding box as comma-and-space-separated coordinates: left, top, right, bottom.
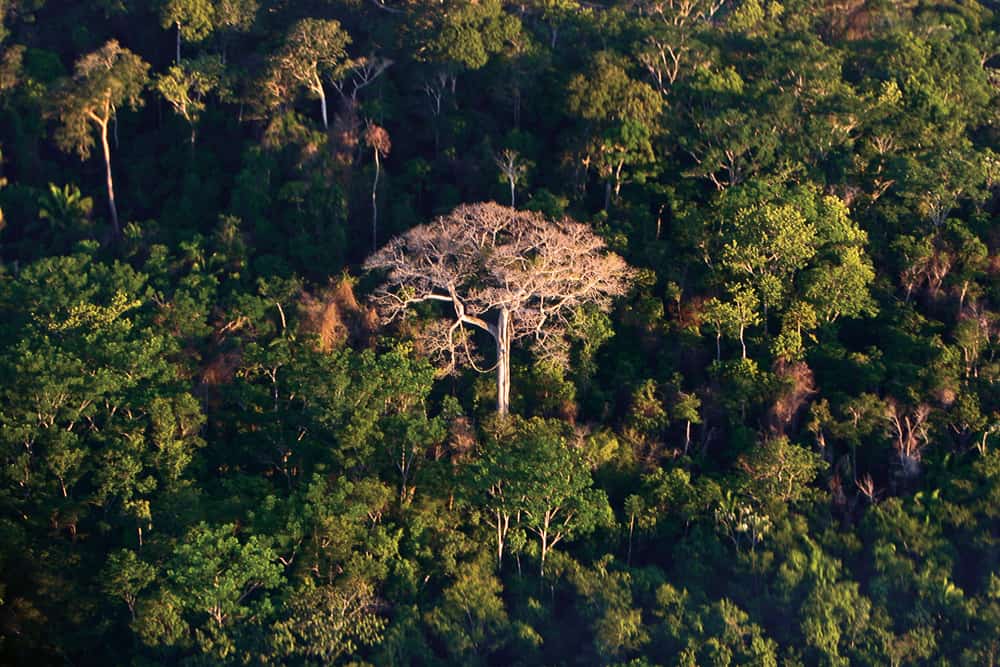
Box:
627, 512, 635, 566
496, 509, 508, 570
319, 85, 328, 129
99, 118, 120, 238
496, 307, 511, 415
539, 510, 550, 576
372, 148, 380, 252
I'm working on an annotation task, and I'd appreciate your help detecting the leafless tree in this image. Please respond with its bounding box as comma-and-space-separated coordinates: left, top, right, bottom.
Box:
635, 0, 727, 97
332, 55, 393, 105
422, 71, 455, 154
494, 148, 527, 207
364, 202, 633, 415
884, 398, 932, 480
855, 474, 881, 504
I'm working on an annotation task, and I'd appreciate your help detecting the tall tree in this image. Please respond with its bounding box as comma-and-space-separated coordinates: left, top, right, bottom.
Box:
365, 202, 632, 415
160, 0, 216, 64
50, 41, 149, 238
155, 54, 228, 147
364, 122, 391, 251
566, 51, 662, 209
271, 18, 351, 129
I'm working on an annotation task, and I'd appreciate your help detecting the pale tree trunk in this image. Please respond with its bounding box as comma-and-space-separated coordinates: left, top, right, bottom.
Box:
539, 517, 549, 576
99, 118, 120, 238
495, 508, 509, 570
509, 176, 515, 207
372, 148, 380, 252
496, 308, 511, 415
627, 512, 635, 566
316, 75, 328, 129
176, 22, 181, 64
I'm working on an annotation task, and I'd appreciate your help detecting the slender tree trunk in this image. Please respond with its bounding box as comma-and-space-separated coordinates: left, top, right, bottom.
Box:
496, 510, 508, 571
372, 148, 380, 251
99, 119, 120, 238
739, 324, 747, 359
176, 22, 182, 64
627, 513, 635, 566
496, 308, 511, 415
319, 85, 329, 129
509, 177, 515, 207
716, 331, 722, 361
684, 420, 691, 455
540, 531, 548, 576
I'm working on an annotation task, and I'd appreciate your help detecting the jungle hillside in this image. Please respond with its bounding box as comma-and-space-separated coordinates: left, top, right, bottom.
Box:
1, 0, 1000, 665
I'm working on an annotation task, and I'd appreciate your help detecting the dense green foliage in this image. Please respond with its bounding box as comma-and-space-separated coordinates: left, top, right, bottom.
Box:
0, 0, 998, 664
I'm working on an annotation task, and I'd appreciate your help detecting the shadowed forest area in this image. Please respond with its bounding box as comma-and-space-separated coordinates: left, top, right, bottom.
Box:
0, 0, 999, 664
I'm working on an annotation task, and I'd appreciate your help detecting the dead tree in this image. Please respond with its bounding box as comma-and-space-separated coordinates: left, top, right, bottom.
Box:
884, 398, 932, 480
364, 202, 633, 415
494, 148, 526, 207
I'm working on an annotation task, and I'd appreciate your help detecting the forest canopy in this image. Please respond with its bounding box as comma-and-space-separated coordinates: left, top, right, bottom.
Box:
0, 0, 998, 665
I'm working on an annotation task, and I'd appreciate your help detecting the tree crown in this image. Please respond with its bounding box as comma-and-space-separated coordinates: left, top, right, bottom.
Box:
365, 202, 633, 370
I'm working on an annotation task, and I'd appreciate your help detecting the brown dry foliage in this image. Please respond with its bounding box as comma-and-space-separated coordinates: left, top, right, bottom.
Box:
331, 102, 361, 167
201, 351, 244, 387
364, 122, 391, 157
766, 360, 817, 436
298, 276, 374, 351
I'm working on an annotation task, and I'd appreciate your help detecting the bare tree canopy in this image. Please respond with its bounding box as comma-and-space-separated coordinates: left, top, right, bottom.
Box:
364, 202, 633, 415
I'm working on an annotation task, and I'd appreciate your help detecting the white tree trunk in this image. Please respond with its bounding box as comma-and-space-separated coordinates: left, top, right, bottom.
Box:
99, 119, 119, 238
372, 149, 380, 251
496, 307, 511, 415
319, 86, 328, 129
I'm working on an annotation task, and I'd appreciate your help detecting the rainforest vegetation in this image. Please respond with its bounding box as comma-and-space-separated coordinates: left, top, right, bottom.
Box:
0, 0, 999, 664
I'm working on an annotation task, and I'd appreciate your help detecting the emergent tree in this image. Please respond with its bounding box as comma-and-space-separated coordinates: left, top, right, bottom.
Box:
364, 202, 632, 415
51, 40, 149, 238
271, 18, 351, 129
